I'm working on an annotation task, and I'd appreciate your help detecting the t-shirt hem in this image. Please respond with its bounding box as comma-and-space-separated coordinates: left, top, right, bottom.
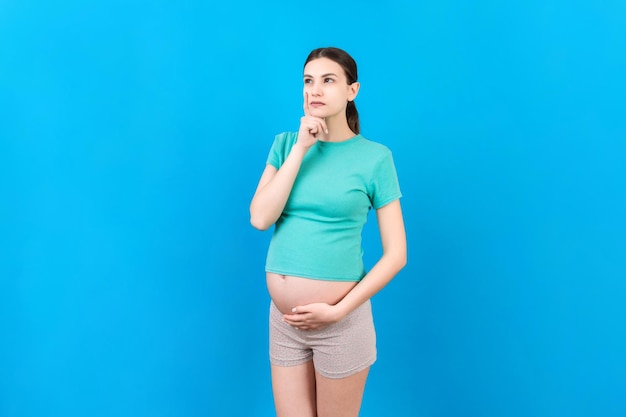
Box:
265, 267, 363, 282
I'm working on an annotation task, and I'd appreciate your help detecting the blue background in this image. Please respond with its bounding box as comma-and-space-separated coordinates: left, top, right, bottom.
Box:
1, 1, 625, 416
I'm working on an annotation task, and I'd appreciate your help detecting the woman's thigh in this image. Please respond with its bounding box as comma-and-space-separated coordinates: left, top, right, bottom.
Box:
271, 361, 317, 417
315, 367, 370, 417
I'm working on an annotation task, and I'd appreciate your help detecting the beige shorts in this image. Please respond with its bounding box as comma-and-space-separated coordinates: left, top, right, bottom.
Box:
269, 300, 377, 379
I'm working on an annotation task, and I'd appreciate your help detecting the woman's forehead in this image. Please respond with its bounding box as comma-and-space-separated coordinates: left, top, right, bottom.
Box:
303, 58, 344, 77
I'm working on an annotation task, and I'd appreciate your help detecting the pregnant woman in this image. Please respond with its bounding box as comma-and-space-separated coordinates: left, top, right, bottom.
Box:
250, 46, 407, 417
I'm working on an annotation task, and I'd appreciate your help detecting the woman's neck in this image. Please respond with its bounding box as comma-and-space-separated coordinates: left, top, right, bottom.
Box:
321, 116, 356, 142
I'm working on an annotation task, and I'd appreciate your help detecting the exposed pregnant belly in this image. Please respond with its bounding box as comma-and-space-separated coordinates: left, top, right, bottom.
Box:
266, 272, 357, 315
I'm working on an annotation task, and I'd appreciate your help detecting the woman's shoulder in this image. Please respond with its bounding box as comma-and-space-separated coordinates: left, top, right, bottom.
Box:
274, 131, 298, 145
268, 132, 299, 158
266, 132, 297, 164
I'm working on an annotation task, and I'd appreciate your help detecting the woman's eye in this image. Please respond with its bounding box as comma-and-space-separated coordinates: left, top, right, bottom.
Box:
324, 78, 334, 83
304, 79, 313, 84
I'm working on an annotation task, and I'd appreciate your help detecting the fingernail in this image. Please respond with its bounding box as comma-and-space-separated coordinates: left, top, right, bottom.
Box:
325, 129, 329, 134
292, 308, 297, 313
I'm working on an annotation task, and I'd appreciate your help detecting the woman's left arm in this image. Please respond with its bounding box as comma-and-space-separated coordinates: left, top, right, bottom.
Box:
283, 199, 406, 328
334, 199, 407, 317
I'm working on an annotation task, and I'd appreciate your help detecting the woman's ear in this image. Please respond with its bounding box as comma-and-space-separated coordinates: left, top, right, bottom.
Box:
348, 82, 360, 102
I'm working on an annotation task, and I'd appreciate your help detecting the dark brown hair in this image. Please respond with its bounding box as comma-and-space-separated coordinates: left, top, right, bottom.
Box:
304, 47, 360, 134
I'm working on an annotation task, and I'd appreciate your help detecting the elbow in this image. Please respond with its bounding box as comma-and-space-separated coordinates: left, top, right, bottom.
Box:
381, 245, 407, 274
397, 251, 407, 271
249, 203, 273, 231
250, 215, 272, 231
393, 247, 407, 272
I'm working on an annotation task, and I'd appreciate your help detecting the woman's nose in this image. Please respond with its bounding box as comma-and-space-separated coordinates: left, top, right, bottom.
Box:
310, 82, 322, 96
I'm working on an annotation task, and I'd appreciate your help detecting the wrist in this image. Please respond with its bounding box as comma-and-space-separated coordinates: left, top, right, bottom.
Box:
292, 141, 312, 154
332, 302, 350, 322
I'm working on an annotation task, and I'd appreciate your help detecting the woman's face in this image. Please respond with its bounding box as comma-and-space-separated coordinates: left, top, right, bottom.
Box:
303, 57, 359, 120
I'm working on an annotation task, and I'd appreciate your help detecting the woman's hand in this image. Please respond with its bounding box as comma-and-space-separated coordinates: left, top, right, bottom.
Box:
297, 92, 328, 149
282, 302, 342, 331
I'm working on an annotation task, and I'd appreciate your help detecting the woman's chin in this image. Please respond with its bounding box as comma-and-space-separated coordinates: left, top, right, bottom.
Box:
311, 105, 335, 115
309, 110, 328, 118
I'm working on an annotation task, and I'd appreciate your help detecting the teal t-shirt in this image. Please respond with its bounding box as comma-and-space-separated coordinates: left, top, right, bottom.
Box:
265, 132, 402, 282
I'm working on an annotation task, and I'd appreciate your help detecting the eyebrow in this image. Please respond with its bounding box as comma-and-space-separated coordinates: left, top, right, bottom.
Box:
303, 73, 339, 78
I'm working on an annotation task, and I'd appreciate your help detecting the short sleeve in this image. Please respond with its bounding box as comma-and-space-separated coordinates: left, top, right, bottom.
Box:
369, 150, 402, 209
266, 132, 298, 169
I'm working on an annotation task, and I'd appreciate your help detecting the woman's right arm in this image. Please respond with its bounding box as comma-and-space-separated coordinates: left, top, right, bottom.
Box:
250, 93, 327, 230
249, 142, 309, 230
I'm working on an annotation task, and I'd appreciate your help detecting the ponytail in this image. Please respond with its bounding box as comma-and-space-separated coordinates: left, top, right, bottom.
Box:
346, 100, 360, 134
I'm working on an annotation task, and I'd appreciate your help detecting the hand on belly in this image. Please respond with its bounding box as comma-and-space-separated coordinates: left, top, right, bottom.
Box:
266, 273, 357, 321
281, 302, 342, 331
